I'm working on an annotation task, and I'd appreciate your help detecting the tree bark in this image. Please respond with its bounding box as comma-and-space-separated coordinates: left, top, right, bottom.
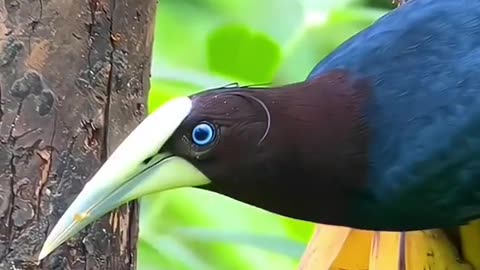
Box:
0, 0, 157, 269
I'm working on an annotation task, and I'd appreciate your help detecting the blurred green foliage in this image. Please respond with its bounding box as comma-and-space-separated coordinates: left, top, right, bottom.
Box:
139, 0, 393, 269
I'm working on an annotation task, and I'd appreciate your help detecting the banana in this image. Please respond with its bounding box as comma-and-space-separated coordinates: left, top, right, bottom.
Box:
369, 231, 403, 270
330, 229, 372, 270
405, 230, 472, 270
460, 220, 480, 269
298, 225, 479, 270
298, 224, 351, 270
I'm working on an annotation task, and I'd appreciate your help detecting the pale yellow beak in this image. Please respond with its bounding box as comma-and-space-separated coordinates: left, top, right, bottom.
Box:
38, 97, 211, 260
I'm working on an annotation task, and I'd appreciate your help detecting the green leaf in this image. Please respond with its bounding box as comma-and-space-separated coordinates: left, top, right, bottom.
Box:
139, 189, 314, 270
275, 7, 387, 84
207, 24, 282, 83
171, 227, 307, 259
147, 68, 233, 113
138, 236, 212, 270
147, 79, 198, 113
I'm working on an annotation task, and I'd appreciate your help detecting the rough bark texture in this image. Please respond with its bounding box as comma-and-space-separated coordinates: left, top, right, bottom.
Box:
0, 0, 157, 269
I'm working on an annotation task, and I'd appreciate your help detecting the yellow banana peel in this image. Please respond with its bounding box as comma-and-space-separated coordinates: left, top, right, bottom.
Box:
298, 221, 480, 270
460, 220, 480, 269
369, 231, 403, 270
298, 225, 351, 270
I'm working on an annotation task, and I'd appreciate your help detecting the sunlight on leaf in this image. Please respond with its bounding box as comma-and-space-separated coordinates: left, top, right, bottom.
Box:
207, 24, 282, 83
171, 227, 307, 259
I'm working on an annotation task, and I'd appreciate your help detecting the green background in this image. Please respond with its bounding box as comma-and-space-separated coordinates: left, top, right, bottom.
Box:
139, 0, 393, 269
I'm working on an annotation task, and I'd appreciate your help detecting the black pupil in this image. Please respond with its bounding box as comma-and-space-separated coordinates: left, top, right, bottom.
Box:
194, 126, 210, 141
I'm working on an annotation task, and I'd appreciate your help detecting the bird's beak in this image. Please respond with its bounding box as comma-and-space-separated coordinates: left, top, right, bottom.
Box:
38, 97, 211, 260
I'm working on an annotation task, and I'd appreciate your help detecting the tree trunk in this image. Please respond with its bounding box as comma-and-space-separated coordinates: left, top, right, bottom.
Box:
0, 0, 157, 269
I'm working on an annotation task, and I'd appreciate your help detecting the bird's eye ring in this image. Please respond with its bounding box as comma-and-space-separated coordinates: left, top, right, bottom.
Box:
192, 122, 216, 146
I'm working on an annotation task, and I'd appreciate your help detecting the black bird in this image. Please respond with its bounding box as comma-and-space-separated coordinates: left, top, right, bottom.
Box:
39, 0, 480, 266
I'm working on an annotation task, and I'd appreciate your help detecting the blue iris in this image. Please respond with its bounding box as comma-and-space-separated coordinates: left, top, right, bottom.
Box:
192, 122, 216, 146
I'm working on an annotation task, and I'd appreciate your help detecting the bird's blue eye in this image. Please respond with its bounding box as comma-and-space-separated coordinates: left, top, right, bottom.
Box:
192, 122, 216, 146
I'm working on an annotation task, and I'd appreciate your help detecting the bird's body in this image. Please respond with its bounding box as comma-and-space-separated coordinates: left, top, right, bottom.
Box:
305, 0, 480, 230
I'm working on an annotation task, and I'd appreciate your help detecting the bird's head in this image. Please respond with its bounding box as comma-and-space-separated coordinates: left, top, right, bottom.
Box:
39, 71, 371, 259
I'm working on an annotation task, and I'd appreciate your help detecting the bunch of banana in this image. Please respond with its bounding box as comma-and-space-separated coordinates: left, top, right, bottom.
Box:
298, 220, 480, 270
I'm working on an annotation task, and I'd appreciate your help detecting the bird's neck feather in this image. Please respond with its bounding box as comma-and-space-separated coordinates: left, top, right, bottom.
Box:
237, 70, 374, 225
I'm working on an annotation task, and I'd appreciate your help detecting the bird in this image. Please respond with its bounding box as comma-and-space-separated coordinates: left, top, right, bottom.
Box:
38, 0, 480, 268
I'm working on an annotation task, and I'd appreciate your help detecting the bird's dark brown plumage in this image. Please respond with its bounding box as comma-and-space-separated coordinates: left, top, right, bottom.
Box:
165, 70, 373, 226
